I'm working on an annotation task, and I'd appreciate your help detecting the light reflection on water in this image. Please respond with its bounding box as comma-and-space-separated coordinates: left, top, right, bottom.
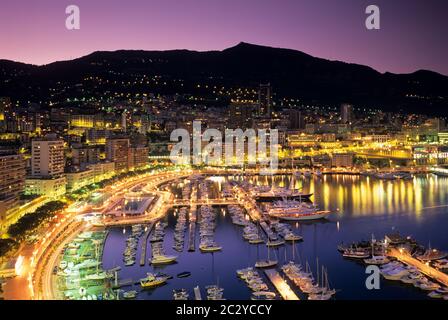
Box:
244, 174, 447, 219
101, 174, 448, 300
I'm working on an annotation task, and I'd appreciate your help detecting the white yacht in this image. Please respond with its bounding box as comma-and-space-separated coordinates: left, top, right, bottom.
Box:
268, 199, 331, 221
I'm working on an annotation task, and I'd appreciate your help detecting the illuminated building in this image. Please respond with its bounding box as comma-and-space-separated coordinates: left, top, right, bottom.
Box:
65, 168, 94, 191
438, 132, 448, 144
331, 152, 354, 167
86, 161, 115, 182
72, 145, 101, 166
341, 103, 353, 124
413, 146, 448, 165
25, 176, 66, 199
287, 109, 305, 130
86, 129, 110, 145
106, 137, 130, 172
70, 114, 105, 129
0, 97, 11, 132
229, 103, 255, 129
129, 146, 149, 170
0, 154, 26, 230
258, 83, 272, 116
31, 135, 65, 177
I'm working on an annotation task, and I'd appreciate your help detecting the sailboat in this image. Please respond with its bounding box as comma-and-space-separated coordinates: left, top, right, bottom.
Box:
308, 266, 336, 300
255, 244, 278, 268
364, 234, 390, 265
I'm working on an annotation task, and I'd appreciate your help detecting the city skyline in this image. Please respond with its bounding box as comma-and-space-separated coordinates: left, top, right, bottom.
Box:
1, 0, 448, 75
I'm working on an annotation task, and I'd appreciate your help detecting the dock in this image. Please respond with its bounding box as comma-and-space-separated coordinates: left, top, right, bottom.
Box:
259, 221, 277, 241
194, 286, 202, 300
264, 269, 299, 300
112, 278, 134, 289
389, 247, 448, 287
187, 206, 197, 252
139, 223, 155, 266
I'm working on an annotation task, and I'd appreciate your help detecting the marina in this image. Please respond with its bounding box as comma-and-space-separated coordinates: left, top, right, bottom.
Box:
41, 173, 448, 300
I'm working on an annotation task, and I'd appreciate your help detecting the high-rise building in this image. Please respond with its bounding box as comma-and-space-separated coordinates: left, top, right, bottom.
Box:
31, 135, 65, 177
0, 97, 11, 133
287, 109, 305, 129
106, 138, 130, 172
258, 83, 272, 116
72, 145, 101, 167
121, 111, 127, 133
129, 146, 149, 170
0, 154, 26, 226
340, 103, 354, 124
229, 103, 256, 129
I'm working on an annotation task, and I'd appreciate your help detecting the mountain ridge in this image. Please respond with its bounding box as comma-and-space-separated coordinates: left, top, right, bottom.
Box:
1, 42, 447, 115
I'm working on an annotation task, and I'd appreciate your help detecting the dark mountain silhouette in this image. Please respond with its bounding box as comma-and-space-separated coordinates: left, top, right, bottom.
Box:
1, 42, 447, 115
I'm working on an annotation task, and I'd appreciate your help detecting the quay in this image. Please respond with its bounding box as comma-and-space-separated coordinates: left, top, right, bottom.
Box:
264, 269, 299, 300
188, 205, 197, 252
389, 248, 448, 287
140, 223, 155, 266
172, 199, 238, 206
112, 278, 133, 289
259, 221, 277, 241
194, 286, 202, 300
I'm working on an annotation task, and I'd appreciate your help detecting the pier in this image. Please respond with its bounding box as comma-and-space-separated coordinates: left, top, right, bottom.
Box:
259, 221, 277, 241
194, 286, 202, 300
140, 223, 155, 266
264, 269, 299, 300
389, 248, 448, 287
112, 278, 134, 289
187, 205, 197, 252
172, 199, 238, 206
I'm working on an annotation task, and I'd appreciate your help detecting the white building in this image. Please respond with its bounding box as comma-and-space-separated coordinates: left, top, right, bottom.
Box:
87, 161, 115, 183
25, 176, 67, 198
31, 135, 65, 177
65, 169, 94, 191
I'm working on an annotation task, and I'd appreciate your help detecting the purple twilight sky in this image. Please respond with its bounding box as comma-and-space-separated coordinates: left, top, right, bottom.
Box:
0, 0, 447, 75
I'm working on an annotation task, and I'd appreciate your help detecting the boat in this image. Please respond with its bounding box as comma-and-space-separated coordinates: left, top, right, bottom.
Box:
84, 272, 108, 281
140, 273, 169, 288
173, 289, 189, 300
266, 239, 285, 247
433, 259, 448, 270
177, 271, 191, 278
363, 234, 390, 265
206, 285, 225, 300
251, 291, 276, 300
342, 248, 370, 259
251, 185, 313, 202
417, 247, 448, 261
283, 233, 303, 242
255, 260, 278, 268
364, 255, 390, 265
150, 254, 178, 265
199, 242, 222, 252
249, 238, 265, 244
123, 290, 138, 299
381, 267, 409, 280
267, 199, 331, 221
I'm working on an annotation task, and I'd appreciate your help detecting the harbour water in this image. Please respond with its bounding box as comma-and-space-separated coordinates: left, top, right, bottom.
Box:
101, 174, 448, 300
